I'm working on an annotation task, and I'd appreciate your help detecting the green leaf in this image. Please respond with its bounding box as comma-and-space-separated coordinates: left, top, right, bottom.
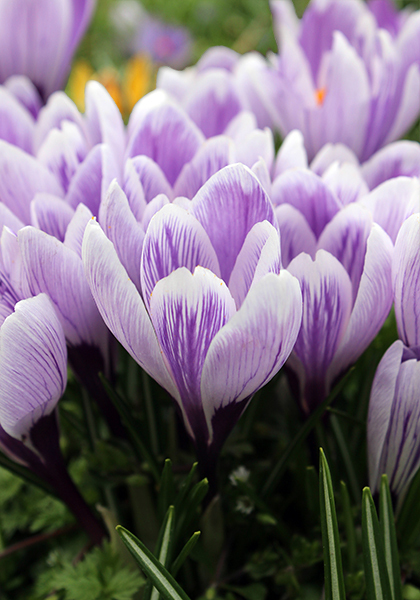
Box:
99, 373, 160, 482
362, 487, 393, 600
340, 481, 356, 573
175, 478, 209, 541
158, 460, 175, 520
379, 475, 402, 600
319, 449, 346, 600
144, 505, 176, 600
171, 532, 201, 577
173, 463, 198, 514
262, 368, 354, 497
117, 525, 192, 600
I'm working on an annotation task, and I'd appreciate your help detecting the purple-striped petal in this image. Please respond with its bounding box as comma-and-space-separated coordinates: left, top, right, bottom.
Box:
141, 204, 220, 305
360, 176, 420, 243
0, 86, 35, 153
99, 181, 145, 290
190, 164, 277, 284
184, 70, 242, 138
361, 141, 420, 190
317, 203, 373, 303
173, 136, 235, 199
273, 129, 308, 178
34, 92, 86, 153
66, 143, 119, 216
18, 226, 107, 349
368, 341, 420, 496
275, 204, 317, 267
84, 81, 126, 174
0, 203, 24, 235
82, 219, 179, 400
126, 102, 205, 186
149, 266, 236, 440
288, 250, 353, 405
30, 193, 74, 241
367, 340, 404, 493
328, 224, 393, 386
63, 203, 93, 258
0, 294, 67, 440
124, 155, 173, 209
141, 194, 171, 231
310, 142, 359, 176
393, 213, 420, 347
271, 168, 341, 238
0, 141, 64, 223
228, 221, 281, 308
4, 75, 42, 119
322, 162, 368, 206
383, 64, 420, 147
37, 121, 87, 193
201, 270, 302, 439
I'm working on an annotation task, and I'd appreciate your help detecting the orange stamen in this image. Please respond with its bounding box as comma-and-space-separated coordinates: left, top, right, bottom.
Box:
315, 86, 326, 106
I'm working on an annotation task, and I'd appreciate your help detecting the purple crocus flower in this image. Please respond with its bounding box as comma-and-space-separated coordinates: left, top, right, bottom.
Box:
368, 213, 420, 497
259, 0, 420, 161
0, 0, 96, 102
286, 203, 393, 413
274, 129, 420, 191
368, 342, 420, 499
0, 81, 125, 223
393, 213, 420, 349
157, 46, 275, 136
0, 293, 105, 544
83, 164, 302, 481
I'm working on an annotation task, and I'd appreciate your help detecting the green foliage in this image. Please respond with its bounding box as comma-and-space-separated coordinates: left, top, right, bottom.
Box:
34, 542, 145, 600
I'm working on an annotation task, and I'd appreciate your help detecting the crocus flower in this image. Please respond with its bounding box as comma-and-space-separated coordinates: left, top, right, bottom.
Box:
0, 0, 96, 102
0, 293, 105, 543
259, 0, 420, 161
83, 164, 302, 480
0, 80, 125, 222
286, 203, 393, 413
393, 213, 420, 349
368, 341, 420, 498
157, 46, 275, 136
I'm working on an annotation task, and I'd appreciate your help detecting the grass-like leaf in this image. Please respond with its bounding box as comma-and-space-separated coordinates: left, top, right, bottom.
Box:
319, 449, 346, 600
175, 478, 209, 541
158, 460, 175, 521
171, 532, 201, 577
144, 505, 176, 600
379, 475, 402, 600
340, 481, 356, 573
362, 487, 393, 600
117, 525, 192, 600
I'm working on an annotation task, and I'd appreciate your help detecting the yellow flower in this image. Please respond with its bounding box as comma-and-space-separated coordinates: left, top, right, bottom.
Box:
67, 54, 155, 117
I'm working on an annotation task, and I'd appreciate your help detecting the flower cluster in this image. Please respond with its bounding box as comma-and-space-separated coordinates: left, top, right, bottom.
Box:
0, 0, 419, 579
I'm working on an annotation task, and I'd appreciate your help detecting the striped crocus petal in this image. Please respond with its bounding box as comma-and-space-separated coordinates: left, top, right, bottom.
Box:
271, 169, 341, 239
18, 226, 107, 350
82, 218, 180, 401
190, 163, 277, 284
317, 203, 373, 304
228, 221, 281, 309
393, 213, 420, 347
0, 294, 67, 440
201, 269, 302, 446
361, 140, 420, 190
149, 266, 236, 442
327, 223, 393, 387
99, 180, 145, 291
368, 341, 420, 496
141, 204, 220, 307
288, 249, 353, 408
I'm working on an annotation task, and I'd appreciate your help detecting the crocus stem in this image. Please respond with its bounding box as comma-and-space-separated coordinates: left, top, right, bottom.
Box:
48, 460, 106, 547
29, 412, 106, 546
